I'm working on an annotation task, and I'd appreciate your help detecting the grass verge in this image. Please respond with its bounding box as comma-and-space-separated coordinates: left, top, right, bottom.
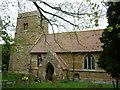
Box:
3, 81, 116, 88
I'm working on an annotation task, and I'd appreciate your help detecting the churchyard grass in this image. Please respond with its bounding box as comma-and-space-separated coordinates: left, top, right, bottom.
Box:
3, 81, 117, 88
1, 72, 120, 88
2, 72, 16, 81
0, 72, 2, 79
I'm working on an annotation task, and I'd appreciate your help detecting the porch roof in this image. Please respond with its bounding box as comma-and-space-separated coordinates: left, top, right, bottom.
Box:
53, 53, 68, 70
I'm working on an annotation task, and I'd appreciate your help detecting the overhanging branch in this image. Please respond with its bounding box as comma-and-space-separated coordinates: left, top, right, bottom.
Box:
33, 2, 78, 27
41, 1, 89, 16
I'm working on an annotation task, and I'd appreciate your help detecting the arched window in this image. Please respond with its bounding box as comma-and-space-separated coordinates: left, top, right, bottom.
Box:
84, 53, 95, 69
37, 55, 43, 67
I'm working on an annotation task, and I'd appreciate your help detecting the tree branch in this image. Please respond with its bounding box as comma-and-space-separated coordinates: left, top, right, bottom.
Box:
41, 1, 89, 16
33, 2, 78, 27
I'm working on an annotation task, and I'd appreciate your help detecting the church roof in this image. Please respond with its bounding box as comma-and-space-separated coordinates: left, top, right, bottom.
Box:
30, 29, 103, 53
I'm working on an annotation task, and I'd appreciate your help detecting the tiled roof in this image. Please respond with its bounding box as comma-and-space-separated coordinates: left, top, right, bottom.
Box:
30, 30, 103, 53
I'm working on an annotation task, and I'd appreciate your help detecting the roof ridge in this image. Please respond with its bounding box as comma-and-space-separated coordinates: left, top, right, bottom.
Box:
48, 29, 103, 35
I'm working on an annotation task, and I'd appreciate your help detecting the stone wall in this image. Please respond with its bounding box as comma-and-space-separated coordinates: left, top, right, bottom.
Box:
58, 52, 113, 83
66, 71, 113, 84
58, 52, 103, 70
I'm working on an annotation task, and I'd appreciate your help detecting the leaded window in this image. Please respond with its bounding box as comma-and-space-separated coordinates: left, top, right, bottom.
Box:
84, 53, 95, 69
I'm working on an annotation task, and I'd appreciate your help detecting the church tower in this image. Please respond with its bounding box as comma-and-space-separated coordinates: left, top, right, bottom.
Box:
9, 11, 48, 73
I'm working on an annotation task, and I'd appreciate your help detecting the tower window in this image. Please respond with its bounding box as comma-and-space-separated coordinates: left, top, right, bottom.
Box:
24, 23, 28, 30
84, 53, 95, 70
37, 55, 43, 67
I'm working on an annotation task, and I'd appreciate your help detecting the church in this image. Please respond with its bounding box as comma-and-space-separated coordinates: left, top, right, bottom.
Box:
9, 11, 113, 83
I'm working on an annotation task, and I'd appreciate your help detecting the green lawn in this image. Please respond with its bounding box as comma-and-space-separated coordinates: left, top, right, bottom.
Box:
3, 81, 116, 88
0, 72, 2, 80
2, 72, 16, 81
1, 72, 120, 88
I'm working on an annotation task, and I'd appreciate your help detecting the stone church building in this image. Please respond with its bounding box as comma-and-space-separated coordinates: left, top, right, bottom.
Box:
9, 11, 113, 83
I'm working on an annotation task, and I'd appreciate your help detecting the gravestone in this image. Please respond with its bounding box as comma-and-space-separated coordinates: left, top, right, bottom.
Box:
74, 73, 80, 81
28, 74, 35, 84
15, 74, 23, 86
2, 70, 8, 80
52, 74, 59, 85
2, 70, 8, 87
38, 75, 44, 83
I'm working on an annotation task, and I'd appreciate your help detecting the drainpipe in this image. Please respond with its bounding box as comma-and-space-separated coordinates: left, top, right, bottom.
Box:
72, 53, 75, 81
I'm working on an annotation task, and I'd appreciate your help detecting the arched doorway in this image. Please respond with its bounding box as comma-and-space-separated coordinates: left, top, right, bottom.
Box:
45, 63, 54, 81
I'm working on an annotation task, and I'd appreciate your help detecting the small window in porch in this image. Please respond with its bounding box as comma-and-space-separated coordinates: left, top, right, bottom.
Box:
37, 55, 43, 67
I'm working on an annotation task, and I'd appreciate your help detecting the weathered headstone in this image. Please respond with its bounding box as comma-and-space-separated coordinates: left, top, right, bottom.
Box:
74, 73, 80, 81
52, 74, 59, 85
28, 74, 35, 84
2, 70, 8, 80
38, 75, 44, 83
2, 70, 8, 87
15, 74, 23, 86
